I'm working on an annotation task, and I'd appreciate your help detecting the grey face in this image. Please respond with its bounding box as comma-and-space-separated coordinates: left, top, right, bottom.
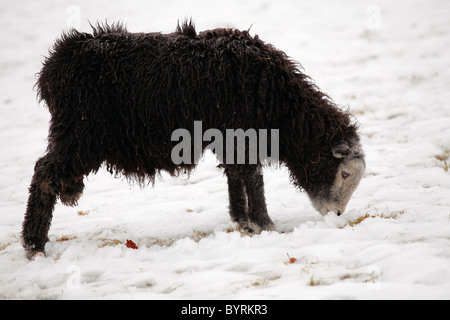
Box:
310, 141, 365, 216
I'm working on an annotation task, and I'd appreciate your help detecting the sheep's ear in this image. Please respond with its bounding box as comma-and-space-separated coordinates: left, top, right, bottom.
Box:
332, 144, 351, 159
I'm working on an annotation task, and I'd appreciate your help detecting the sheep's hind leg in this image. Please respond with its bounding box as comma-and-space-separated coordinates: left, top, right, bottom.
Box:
59, 175, 85, 206
243, 167, 275, 233
22, 152, 86, 259
22, 153, 59, 258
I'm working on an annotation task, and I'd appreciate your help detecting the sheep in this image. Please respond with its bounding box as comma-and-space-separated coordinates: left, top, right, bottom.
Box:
22, 21, 365, 258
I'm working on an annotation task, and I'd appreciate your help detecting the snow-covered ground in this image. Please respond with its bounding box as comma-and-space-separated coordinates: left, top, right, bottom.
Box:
1, 0, 449, 299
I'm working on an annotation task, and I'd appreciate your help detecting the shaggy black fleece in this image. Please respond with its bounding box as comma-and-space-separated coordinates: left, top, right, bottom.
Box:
23, 21, 361, 256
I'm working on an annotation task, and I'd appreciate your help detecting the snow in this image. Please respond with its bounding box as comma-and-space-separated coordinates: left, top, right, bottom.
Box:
1, 0, 450, 300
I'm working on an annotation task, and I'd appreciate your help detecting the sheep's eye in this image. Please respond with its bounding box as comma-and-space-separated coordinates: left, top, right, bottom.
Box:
342, 171, 350, 180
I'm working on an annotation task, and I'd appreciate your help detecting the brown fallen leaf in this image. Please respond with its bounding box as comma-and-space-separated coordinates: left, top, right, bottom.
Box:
286, 253, 297, 263
126, 239, 138, 249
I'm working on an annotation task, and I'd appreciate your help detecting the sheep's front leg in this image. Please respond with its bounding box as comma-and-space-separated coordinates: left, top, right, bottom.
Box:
243, 167, 275, 233
226, 171, 251, 231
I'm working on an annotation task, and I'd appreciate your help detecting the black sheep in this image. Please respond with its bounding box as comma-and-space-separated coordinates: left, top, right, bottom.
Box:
22, 21, 365, 258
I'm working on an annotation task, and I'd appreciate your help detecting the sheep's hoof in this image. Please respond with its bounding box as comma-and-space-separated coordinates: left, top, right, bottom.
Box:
25, 248, 46, 260
22, 237, 47, 260
238, 219, 276, 235
248, 220, 276, 234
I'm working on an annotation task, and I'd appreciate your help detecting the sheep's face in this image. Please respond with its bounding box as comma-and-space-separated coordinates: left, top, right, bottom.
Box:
309, 141, 365, 216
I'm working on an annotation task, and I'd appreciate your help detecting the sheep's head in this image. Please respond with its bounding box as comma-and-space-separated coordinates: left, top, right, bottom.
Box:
307, 140, 365, 216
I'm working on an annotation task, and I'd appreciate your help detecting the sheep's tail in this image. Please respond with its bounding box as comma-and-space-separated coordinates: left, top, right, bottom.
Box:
35, 29, 91, 112
36, 21, 128, 113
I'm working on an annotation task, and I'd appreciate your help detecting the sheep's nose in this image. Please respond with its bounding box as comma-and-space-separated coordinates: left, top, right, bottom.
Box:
337, 211, 342, 216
